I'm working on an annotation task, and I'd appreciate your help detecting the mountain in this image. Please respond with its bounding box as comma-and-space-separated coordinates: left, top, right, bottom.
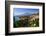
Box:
15, 12, 38, 17
14, 12, 39, 22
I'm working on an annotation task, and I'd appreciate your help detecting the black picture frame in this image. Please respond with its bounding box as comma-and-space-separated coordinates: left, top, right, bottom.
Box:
5, 1, 45, 35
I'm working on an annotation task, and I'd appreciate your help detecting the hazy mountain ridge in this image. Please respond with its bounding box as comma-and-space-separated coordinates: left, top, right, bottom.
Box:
15, 12, 39, 17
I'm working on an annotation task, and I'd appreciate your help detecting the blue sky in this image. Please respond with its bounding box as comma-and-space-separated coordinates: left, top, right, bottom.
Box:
13, 8, 39, 16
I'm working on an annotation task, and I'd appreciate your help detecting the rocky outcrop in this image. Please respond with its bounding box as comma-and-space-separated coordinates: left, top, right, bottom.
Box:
19, 13, 39, 21
28, 15, 39, 21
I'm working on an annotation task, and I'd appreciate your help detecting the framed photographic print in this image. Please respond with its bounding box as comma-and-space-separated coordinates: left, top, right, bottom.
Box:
5, 1, 45, 35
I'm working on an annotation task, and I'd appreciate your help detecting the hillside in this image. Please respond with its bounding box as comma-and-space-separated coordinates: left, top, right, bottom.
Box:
14, 13, 39, 27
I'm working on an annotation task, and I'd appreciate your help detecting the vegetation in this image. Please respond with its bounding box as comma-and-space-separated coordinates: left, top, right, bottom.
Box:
28, 19, 39, 27
13, 16, 39, 28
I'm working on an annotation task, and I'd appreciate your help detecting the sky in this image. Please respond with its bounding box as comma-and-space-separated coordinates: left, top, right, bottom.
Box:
13, 8, 39, 16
